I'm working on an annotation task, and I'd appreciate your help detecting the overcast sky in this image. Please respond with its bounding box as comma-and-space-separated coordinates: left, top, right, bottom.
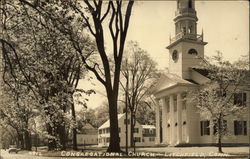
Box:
77, 1, 249, 111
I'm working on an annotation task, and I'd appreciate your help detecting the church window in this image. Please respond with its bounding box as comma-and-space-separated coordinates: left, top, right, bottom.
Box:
182, 27, 187, 35
167, 124, 170, 128
175, 123, 178, 126
200, 120, 210, 136
177, 0, 181, 9
233, 92, 247, 107
172, 50, 178, 61
188, 48, 198, 55
183, 121, 186, 125
234, 121, 247, 135
188, 0, 192, 9
188, 26, 192, 34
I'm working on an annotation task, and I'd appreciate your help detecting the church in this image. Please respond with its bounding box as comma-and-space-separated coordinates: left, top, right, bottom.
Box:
152, 0, 249, 146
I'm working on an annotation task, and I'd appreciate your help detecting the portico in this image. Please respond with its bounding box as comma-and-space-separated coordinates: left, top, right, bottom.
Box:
154, 78, 196, 146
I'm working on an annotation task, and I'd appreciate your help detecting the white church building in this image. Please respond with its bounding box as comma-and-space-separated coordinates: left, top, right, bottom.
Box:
152, 0, 249, 146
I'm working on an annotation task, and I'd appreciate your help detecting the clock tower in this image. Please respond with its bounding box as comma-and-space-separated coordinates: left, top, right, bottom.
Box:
167, 0, 207, 79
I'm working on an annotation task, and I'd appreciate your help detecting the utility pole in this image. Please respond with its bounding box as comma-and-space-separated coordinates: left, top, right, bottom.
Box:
125, 62, 129, 155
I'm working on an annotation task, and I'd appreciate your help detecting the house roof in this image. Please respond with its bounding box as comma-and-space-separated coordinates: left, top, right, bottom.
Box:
78, 123, 98, 134
98, 114, 124, 129
83, 123, 96, 129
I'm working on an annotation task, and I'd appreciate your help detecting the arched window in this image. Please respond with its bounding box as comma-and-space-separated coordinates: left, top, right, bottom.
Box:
188, 48, 198, 55
177, 0, 181, 9
188, 0, 192, 8
167, 124, 170, 128
183, 121, 187, 125
188, 26, 192, 34
182, 27, 186, 35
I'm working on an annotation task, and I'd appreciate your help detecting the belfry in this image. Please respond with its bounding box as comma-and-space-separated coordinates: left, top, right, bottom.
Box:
167, 0, 207, 80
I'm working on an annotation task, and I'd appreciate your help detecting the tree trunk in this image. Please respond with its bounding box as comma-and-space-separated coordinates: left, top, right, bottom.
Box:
24, 130, 32, 150
130, 112, 134, 147
217, 118, 223, 153
58, 124, 66, 150
17, 132, 24, 149
107, 94, 121, 152
47, 124, 56, 151
71, 103, 77, 150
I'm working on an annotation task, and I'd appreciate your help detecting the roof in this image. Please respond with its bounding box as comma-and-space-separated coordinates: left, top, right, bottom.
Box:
141, 125, 155, 129
78, 123, 98, 134
192, 68, 209, 77
185, 79, 199, 85
98, 114, 124, 129
151, 73, 197, 93
83, 123, 96, 129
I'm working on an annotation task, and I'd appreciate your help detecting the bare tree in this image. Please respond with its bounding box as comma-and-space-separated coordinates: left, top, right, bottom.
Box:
120, 41, 158, 147
64, 1, 135, 152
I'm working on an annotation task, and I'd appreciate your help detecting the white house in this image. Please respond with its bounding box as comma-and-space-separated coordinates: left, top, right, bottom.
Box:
77, 123, 98, 145
98, 114, 156, 147
151, 0, 249, 146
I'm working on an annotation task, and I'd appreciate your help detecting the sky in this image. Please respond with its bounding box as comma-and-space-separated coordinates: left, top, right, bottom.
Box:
77, 0, 249, 111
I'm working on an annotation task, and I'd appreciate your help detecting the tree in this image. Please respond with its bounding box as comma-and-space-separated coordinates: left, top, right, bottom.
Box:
136, 100, 155, 125
77, 101, 123, 129
192, 52, 249, 153
0, 123, 18, 149
0, 1, 93, 150
0, 85, 35, 150
120, 41, 158, 147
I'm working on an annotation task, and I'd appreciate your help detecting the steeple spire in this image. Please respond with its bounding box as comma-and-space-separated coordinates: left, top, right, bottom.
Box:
169, 0, 204, 44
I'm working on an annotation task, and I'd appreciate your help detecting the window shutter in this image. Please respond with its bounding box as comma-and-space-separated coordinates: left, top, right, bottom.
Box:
234, 121, 237, 135
207, 121, 210, 135
243, 121, 247, 135
200, 121, 203, 136
243, 93, 247, 106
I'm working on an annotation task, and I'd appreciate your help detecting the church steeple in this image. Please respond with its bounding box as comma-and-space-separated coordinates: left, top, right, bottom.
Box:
169, 0, 205, 45
175, 0, 197, 35
167, 0, 207, 79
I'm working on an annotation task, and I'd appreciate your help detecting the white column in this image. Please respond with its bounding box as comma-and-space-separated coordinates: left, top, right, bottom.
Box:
162, 97, 168, 144
177, 93, 182, 144
155, 99, 161, 144
169, 95, 175, 145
